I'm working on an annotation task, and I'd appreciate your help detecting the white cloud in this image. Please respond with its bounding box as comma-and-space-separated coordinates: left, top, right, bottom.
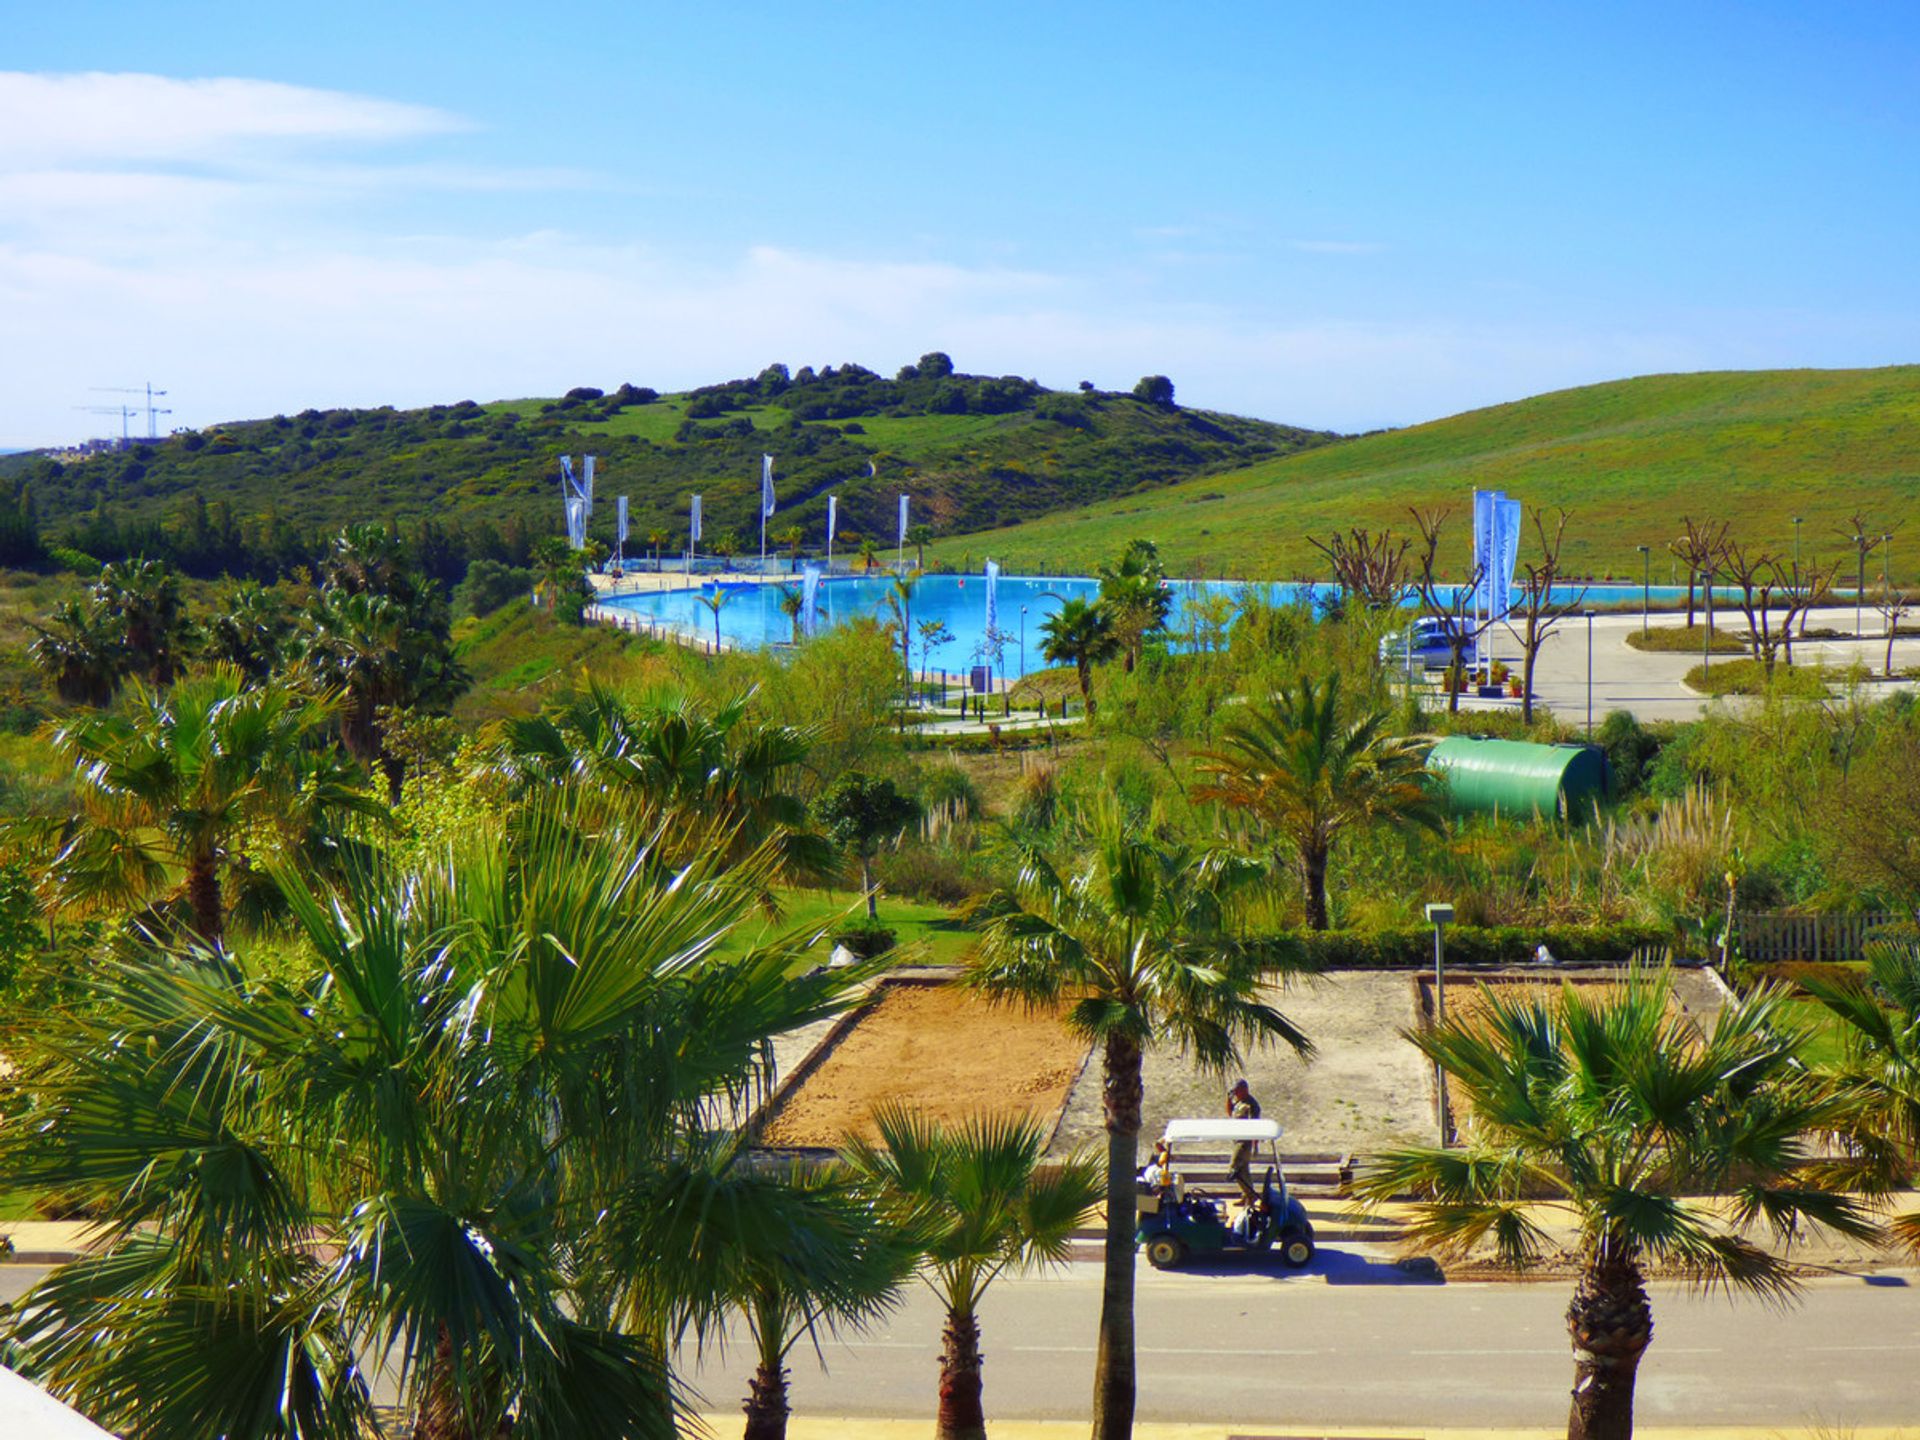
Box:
0, 72, 466, 168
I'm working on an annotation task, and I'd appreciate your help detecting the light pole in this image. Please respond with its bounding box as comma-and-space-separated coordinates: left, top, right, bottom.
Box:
1855, 533, 1866, 638
1585, 609, 1596, 736
1637, 545, 1650, 637
1019, 605, 1028, 680
1793, 515, 1804, 568
1425, 902, 1453, 1145
1884, 534, 1894, 593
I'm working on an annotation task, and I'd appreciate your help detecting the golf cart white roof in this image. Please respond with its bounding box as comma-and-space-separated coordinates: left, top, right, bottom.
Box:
1162, 1118, 1284, 1143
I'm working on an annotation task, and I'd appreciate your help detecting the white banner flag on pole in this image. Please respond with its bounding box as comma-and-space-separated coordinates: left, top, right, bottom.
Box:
690, 494, 702, 543
826, 494, 838, 567
762, 454, 776, 518
616, 495, 628, 544
898, 494, 909, 547
582, 455, 595, 516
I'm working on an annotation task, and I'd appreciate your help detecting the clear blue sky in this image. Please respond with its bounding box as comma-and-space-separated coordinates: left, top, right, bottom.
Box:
6, 1, 1918, 445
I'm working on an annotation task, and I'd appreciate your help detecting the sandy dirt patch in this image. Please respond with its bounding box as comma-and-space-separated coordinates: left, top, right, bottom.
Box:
757, 980, 1089, 1148
1048, 971, 1436, 1161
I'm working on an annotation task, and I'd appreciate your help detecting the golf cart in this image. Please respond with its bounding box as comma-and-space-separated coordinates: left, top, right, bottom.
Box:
1134, 1118, 1315, 1271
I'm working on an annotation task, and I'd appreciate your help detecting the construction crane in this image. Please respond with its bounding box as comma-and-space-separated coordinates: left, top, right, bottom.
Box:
75, 404, 141, 445
91, 382, 171, 440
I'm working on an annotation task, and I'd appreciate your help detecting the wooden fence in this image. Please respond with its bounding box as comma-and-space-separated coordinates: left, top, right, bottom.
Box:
1734, 910, 1897, 964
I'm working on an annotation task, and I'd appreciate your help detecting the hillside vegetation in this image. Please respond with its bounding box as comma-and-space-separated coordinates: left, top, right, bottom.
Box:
931, 367, 1920, 581
3, 357, 1332, 575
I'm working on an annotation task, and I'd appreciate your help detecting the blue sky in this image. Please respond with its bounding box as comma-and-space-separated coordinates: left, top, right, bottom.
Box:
6, 1, 1919, 446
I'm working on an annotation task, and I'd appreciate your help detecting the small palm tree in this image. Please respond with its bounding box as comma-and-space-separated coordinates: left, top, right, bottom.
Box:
648, 527, 670, 566
1352, 973, 1878, 1440
1195, 671, 1441, 930
697, 586, 731, 651
776, 584, 806, 643
886, 572, 917, 690
1804, 935, 1920, 1254
845, 1106, 1101, 1440
778, 524, 806, 564
1097, 540, 1171, 673
969, 811, 1309, 1440
858, 539, 879, 574
29, 597, 124, 706
906, 522, 934, 569
1039, 598, 1119, 717
201, 579, 292, 682
41, 668, 371, 941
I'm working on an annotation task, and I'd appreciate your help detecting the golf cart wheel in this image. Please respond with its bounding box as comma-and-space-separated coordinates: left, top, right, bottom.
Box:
1145, 1235, 1188, 1270
1280, 1235, 1315, 1269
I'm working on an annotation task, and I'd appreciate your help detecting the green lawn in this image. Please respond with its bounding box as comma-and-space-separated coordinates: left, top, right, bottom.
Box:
725, 887, 977, 967
1774, 996, 1853, 1067
929, 366, 1920, 581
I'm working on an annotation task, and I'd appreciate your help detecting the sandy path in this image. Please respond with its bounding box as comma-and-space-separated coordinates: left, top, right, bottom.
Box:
757, 981, 1089, 1148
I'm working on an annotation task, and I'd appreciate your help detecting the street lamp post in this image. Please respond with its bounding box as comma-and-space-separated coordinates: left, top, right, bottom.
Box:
1425, 902, 1454, 1145
1793, 516, 1804, 568
1856, 534, 1866, 638
1700, 570, 1712, 676
1585, 609, 1596, 736
1637, 545, 1650, 637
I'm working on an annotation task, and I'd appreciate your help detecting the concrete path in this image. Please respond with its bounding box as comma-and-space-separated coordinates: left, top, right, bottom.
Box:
672, 1261, 1920, 1428
1459, 604, 1920, 726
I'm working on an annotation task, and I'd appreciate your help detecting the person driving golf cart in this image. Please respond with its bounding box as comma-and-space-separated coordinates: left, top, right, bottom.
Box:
1133, 1117, 1314, 1271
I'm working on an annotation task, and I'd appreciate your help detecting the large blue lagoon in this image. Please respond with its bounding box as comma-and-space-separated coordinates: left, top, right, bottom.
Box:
600, 574, 1696, 674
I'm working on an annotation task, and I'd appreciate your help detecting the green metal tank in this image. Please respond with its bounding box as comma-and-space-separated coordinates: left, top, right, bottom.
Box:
1427, 737, 1606, 822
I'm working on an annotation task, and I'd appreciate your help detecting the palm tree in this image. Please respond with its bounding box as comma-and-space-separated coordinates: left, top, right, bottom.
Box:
886, 571, 917, 693
40, 667, 372, 941
776, 584, 806, 643
968, 813, 1309, 1440
1351, 973, 1877, 1440
858, 539, 879, 574
1803, 935, 1920, 1255
697, 585, 731, 651
648, 527, 670, 567
626, 1152, 913, 1440
778, 524, 806, 567
94, 557, 191, 686
845, 1106, 1101, 1440
1195, 671, 1442, 930
201, 579, 293, 682
1039, 598, 1119, 717
497, 682, 832, 881
1097, 540, 1171, 673
1, 795, 875, 1440
29, 597, 124, 705
907, 522, 934, 569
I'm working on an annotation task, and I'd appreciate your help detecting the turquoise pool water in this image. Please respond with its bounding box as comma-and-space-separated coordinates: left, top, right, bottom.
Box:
601, 574, 1719, 675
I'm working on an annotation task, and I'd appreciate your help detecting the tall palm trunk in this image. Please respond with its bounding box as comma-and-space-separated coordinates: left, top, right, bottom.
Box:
411, 1326, 481, 1440
1299, 842, 1331, 931
743, 1362, 790, 1440
1077, 659, 1095, 717
1565, 1251, 1652, 1440
185, 848, 223, 943
861, 856, 878, 919
1091, 1031, 1142, 1440
936, 1304, 986, 1440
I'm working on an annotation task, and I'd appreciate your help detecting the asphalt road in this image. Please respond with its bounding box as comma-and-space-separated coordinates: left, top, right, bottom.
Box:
8, 1254, 1918, 1429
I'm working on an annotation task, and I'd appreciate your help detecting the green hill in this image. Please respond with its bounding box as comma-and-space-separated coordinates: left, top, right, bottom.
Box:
6, 359, 1333, 569
930, 367, 1920, 582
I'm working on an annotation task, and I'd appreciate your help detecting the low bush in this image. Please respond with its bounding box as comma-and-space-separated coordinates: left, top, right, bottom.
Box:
1737, 959, 1868, 995
1684, 658, 1828, 698
1260, 922, 1671, 971
918, 761, 983, 818
832, 918, 898, 959
1627, 625, 1748, 655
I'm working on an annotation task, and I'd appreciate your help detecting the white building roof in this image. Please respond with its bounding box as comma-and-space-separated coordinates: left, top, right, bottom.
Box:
1, 1368, 118, 1439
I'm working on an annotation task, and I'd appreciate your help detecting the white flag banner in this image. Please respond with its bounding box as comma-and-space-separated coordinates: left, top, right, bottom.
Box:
898, 494, 909, 548
984, 559, 1000, 639
1492, 494, 1523, 624
827, 494, 837, 546
582, 455, 596, 516
564, 496, 587, 550
761, 454, 776, 518
690, 494, 703, 543
801, 564, 822, 637
616, 495, 628, 544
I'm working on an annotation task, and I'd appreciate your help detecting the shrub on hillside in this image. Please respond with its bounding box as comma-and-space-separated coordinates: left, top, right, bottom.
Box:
454, 559, 535, 618
832, 918, 897, 960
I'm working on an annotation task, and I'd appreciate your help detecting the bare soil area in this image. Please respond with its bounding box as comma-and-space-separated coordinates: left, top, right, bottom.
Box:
1048, 971, 1436, 1161
757, 980, 1088, 1148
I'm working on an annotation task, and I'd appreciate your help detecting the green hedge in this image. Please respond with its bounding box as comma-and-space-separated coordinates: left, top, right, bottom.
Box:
1259, 923, 1672, 970
1737, 960, 1868, 995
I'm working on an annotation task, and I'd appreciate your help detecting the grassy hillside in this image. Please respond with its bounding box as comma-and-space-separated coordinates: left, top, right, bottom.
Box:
930, 367, 1920, 582
9, 361, 1334, 561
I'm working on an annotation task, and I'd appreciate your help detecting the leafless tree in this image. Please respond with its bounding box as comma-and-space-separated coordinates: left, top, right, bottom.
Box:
1307, 526, 1414, 611
1409, 506, 1495, 715
1504, 507, 1587, 725
1775, 556, 1841, 664
1874, 580, 1911, 678
1720, 544, 1840, 677
1837, 515, 1896, 637
1668, 517, 1730, 631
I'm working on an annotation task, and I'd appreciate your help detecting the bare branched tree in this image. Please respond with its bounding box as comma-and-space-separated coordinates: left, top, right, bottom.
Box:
1409, 506, 1494, 715
1837, 515, 1896, 637
1505, 507, 1587, 725
1668, 517, 1730, 630
1719, 544, 1839, 677
1875, 580, 1911, 678
1308, 527, 1414, 611
1775, 556, 1842, 665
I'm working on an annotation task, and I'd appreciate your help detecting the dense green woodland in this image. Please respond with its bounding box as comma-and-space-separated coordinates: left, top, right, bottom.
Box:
0, 355, 1331, 585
